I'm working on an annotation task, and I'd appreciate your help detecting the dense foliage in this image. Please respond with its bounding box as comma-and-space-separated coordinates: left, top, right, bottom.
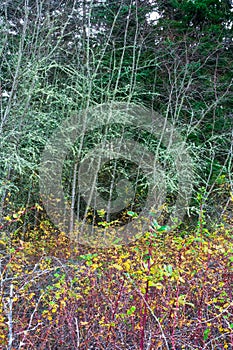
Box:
0, 0, 233, 349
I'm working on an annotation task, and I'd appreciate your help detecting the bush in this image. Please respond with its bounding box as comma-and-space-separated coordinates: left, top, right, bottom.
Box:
0, 211, 233, 349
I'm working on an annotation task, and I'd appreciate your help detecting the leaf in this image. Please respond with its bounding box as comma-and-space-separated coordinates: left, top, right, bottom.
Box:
151, 219, 160, 228
179, 276, 185, 283
123, 260, 131, 272
164, 264, 173, 275
157, 225, 170, 232
113, 237, 122, 244
167, 264, 173, 274
178, 294, 186, 306
98, 221, 107, 226
148, 281, 163, 289
127, 211, 138, 218
35, 203, 43, 211
111, 264, 123, 271
97, 209, 106, 218
80, 253, 98, 261
127, 306, 136, 315
203, 328, 210, 340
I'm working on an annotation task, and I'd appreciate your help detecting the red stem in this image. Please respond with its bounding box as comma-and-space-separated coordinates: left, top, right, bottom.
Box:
106, 276, 125, 343
140, 236, 152, 350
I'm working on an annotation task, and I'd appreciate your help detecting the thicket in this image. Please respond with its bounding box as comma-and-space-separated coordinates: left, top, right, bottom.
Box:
0, 208, 233, 349
0, 0, 232, 349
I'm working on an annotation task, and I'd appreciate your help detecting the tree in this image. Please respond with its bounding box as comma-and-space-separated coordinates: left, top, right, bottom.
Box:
0, 0, 232, 232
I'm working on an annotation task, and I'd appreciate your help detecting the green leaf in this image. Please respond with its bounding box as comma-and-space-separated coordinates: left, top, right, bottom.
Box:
127, 211, 138, 218
167, 264, 173, 274
127, 306, 136, 315
97, 209, 106, 218
157, 225, 170, 232
203, 328, 210, 340
79, 253, 98, 261
164, 264, 173, 274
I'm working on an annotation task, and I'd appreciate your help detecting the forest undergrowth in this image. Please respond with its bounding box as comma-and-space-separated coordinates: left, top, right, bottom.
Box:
0, 194, 232, 350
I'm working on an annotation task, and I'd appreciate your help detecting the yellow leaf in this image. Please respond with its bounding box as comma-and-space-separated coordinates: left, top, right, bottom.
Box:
35, 203, 44, 211
179, 276, 185, 283
28, 293, 35, 300
223, 303, 230, 308
111, 264, 123, 271
60, 300, 66, 307
155, 283, 164, 290
230, 192, 233, 201
91, 263, 99, 271
123, 260, 131, 272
